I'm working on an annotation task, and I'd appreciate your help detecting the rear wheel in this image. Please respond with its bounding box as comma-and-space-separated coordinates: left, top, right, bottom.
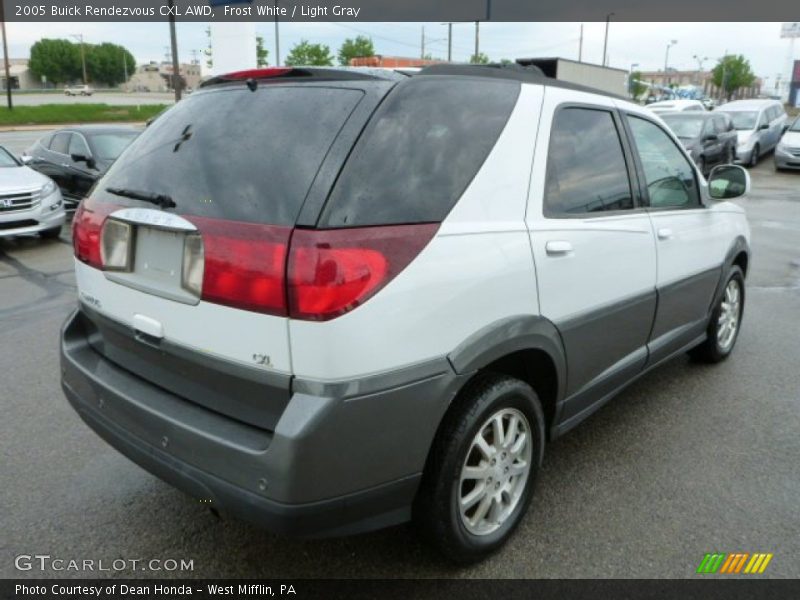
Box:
690, 266, 744, 363
414, 374, 545, 564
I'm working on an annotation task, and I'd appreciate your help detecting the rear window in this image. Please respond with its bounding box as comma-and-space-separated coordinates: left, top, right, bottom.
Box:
319, 77, 520, 227
94, 86, 364, 226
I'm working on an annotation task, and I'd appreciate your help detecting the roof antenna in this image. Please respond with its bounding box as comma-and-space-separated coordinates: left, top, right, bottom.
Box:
246, 78, 258, 92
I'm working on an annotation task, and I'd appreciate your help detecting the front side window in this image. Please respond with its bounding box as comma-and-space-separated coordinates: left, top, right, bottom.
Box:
68, 134, 90, 157
628, 116, 700, 209
544, 107, 633, 216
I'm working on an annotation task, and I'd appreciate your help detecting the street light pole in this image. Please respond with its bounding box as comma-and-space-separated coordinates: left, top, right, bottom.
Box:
602, 13, 614, 67
448, 23, 452, 62
664, 39, 677, 87
0, 1, 12, 110
71, 34, 88, 84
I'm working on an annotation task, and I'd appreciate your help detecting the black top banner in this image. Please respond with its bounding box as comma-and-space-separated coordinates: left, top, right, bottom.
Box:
2, 0, 800, 22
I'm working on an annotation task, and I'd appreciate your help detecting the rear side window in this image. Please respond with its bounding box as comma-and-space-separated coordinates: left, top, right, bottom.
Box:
50, 133, 71, 154
544, 107, 634, 216
95, 86, 363, 226
319, 77, 520, 227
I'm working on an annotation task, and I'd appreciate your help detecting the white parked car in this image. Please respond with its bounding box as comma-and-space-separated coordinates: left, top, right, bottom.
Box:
0, 145, 65, 239
64, 85, 93, 96
647, 99, 706, 113
60, 64, 752, 563
717, 99, 788, 167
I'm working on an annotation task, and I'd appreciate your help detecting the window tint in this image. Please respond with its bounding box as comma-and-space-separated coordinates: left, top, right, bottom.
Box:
50, 133, 71, 154
95, 86, 363, 226
320, 77, 520, 227
68, 134, 90, 157
544, 107, 633, 216
628, 116, 700, 209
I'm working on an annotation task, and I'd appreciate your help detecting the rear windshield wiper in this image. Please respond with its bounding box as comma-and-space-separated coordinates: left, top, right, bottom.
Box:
106, 187, 176, 209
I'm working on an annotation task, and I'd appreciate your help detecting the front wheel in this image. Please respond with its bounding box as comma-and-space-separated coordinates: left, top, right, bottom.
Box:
749, 145, 760, 168
414, 374, 545, 564
690, 266, 745, 363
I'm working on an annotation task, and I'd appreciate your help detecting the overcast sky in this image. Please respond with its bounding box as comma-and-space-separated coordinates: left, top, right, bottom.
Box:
5, 21, 799, 90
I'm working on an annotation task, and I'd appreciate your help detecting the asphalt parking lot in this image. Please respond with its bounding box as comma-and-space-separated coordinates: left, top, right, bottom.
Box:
1, 154, 798, 579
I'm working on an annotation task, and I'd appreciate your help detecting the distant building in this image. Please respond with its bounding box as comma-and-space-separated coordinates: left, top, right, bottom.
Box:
0, 59, 42, 90
349, 56, 443, 68
124, 62, 203, 93
638, 69, 762, 100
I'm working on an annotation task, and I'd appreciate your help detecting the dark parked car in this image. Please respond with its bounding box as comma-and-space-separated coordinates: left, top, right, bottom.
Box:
22, 126, 139, 209
660, 111, 737, 176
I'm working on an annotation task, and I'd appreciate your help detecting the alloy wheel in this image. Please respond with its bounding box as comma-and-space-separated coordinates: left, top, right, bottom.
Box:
458, 407, 532, 536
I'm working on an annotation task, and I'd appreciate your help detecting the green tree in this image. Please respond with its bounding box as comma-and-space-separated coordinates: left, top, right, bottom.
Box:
629, 70, 647, 101
469, 52, 490, 65
337, 35, 375, 66
712, 55, 756, 101
86, 43, 136, 86
499, 58, 514, 65
285, 40, 334, 66
28, 39, 81, 85
256, 35, 269, 67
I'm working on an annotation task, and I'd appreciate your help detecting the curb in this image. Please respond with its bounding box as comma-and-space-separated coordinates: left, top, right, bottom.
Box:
0, 121, 147, 132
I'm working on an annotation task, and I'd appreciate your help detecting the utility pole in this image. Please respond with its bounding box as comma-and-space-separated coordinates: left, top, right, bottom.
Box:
664, 39, 677, 87
441, 23, 455, 62
421, 26, 425, 60
274, 1, 280, 66
602, 14, 614, 67
71, 34, 88, 84
0, 1, 12, 109
474, 21, 479, 62
578, 23, 583, 62
122, 49, 128, 85
168, 0, 181, 101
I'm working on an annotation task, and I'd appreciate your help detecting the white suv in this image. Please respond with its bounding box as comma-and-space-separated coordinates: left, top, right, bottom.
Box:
60, 65, 751, 563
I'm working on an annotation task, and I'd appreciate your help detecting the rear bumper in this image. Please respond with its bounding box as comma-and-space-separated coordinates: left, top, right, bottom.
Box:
61, 308, 463, 537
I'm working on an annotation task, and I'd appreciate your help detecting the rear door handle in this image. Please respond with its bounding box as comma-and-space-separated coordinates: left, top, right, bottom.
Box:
657, 228, 674, 240
545, 240, 573, 256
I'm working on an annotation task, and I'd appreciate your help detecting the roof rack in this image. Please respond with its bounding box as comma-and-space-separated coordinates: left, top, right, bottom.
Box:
416, 63, 623, 100
200, 66, 405, 88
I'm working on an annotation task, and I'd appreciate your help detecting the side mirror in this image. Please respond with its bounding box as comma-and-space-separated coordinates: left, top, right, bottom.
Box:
20, 154, 33, 165
703, 134, 718, 143
783, 124, 790, 133
708, 165, 750, 200
759, 123, 769, 130
71, 153, 96, 169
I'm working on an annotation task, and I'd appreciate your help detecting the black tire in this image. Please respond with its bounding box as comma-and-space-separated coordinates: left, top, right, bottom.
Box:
689, 266, 745, 363
39, 226, 62, 240
414, 373, 545, 564
749, 145, 760, 168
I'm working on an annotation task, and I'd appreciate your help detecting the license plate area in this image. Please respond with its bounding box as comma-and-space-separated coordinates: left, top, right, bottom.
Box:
105, 225, 200, 305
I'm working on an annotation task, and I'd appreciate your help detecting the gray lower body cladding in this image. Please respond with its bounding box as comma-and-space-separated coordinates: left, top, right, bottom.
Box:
61, 308, 466, 537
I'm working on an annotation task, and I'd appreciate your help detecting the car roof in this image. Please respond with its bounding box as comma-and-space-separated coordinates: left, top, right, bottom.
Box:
660, 110, 714, 119
717, 99, 778, 111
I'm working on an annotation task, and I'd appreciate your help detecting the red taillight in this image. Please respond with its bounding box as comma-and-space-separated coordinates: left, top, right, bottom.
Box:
186, 216, 291, 316
72, 200, 119, 269
287, 224, 439, 321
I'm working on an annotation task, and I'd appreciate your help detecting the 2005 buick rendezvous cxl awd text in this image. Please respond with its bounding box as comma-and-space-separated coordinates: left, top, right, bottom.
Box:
61, 64, 751, 563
